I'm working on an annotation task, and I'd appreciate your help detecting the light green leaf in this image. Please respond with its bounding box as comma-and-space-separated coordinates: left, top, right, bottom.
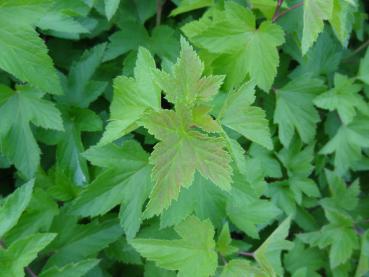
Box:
0, 180, 34, 237
0, 0, 61, 94
221, 259, 267, 277
131, 216, 217, 277
143, 109, 232, 217
274, 78, 326, 147
156, 37, 224, 107
216, 223, 238, 256
221, 81, 273, 149
170, 0, 213, 16
0, 233, 56, 277
302, 0, 333, 54
100, 47, 160, 145
182, 2, 285, 91
329, 0, 356, 46
358, 47, 369, 85
254, 217, 294, 276
40, 259, 99, 277
314, 74, 366, 124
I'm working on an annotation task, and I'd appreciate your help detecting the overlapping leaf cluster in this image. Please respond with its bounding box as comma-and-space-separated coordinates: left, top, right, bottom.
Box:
0, 0, 369, 276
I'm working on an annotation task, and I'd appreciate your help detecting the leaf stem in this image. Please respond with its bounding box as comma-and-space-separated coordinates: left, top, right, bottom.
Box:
272, 1, 304, 22
156, 0, 167, 26
344, 39, 369, 61
239, 251, 255, 258
272, 0, 284, 22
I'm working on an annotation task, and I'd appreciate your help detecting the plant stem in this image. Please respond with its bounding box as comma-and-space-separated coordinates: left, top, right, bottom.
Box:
273, 1, 304, 22
239, 251, 254, 258
272, 0, 284, 22
156, 0, 166, 26
344, 39, 369, 60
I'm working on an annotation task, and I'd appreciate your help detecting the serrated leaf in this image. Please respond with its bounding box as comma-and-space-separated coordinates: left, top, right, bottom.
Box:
143, 109, 232, 217
0, 180, 34, 237
221, 81, 273, 149
39, 259, 99, 277
183, 2, 285, 91
0, 0, 61, 94
0, 233, 56, 277
254, 217, 294, 276
156, 37, 224, 107
221, 259, 267, 277
72, 141, 151, 238
170, 0, 213, 16
302, 0, 333, 54
320, 115, 369, 174
131, 216, 217, 277
274, 78, 326, 147
314, 74, 366, 124
100, 48, 160, 145
216, 223, 238, 256
0, 86, 63, 177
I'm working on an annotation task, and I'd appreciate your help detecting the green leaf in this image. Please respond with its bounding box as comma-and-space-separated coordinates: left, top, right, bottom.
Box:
160, 174, 226, 228
143, 109, 232, 217
156, 37, 224, 107
358, 47, 369, 85
45, 219, 123, 268
355, 231, 369, 277
0, 180, 34, 237
299, 209, 359, 269
100, 47, 160, 145
284, 240, 325, 276
329, 0, 356, 46
221, 259, 267, 277
40, 259, 99, 277
104, 0, 120, 20
0, 86, 63, 177
274, 78, 326, 147
72, 141, 151, 238
221, 81, 273, 149
4, 188, 59, 243
58, 43, 107, 108
226, 172, 281, 239
170, 0, 213, 16
182, 2, 285, 91
314, 74, 366, 124
131, 216, 218, 277
216, 223, 238, 256
320, 115, 369, 174
0, 0, 62, 94
254, 217, 294, 276
0, 233, 56, 277
302, 0, 333, 54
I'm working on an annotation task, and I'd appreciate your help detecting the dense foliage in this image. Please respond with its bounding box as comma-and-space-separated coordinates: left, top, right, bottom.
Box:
1, 0, 369, 276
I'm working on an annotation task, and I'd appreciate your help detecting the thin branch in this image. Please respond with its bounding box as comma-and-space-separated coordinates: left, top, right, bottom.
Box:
273, 1, 304, 22
272, 0, 284, 22
344, 39, 369, 61
156, 0, 166, 26
0, 239, 38, 277
239, 251, 255, 258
